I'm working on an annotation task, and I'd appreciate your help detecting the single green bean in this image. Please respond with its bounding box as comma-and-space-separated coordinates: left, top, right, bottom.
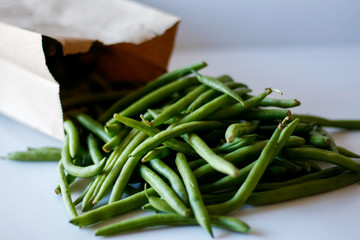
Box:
57, 161, 77, 218
87, 134, 103, 164
5, 148, 61, 161
337, 146, 360, 158
257, 97, 301, 108
192, 71, 245, 105
70, 188, 158, 227
225, 121, 258, 143
73, 112, 111, 142
95, 213, 250, 236
186, 133, 239, 177
292, 113, 360, 129
63, 119, 80, 159
62, 135, 107, 178
212, 134, 257, 153
175, 152, 213, 237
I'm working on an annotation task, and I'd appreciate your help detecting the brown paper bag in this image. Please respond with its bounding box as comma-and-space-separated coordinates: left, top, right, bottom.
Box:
0, 0, 179, 140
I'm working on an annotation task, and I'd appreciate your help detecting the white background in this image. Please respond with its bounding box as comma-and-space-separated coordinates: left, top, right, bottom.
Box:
1, 1, 360, 240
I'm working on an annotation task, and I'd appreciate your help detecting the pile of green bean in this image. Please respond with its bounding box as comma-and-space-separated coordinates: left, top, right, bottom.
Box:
5, 62, 360, 237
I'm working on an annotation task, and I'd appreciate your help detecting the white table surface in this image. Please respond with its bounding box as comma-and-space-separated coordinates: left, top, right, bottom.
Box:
1, 45, 360, 240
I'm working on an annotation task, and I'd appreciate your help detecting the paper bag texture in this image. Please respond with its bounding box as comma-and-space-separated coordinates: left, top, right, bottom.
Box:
0, 0, 179, 140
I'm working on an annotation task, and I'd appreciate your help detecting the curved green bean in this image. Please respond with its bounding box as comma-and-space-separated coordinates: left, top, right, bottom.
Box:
62, 135, 107, 178
63, 119, 80, 159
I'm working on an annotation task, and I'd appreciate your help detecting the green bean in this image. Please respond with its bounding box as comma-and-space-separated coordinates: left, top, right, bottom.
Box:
86, 134, 103, 164
175, 152, 213, 237
206, 118, 297, 214
95, 213, 250, 236
62, 135, 107, 178
230, 109, 291, 121
130, 120, 226, 158
102, 127, 131, 153
144, 185, 175, 213
93, 131, 148, 205
225, 121, 258, 143
63, 119, 80, 159
98, 61, 208, 123
257, 97, 301, 108
246, 171, 360, 205
292, 113, 360, 129
314, 126, 339, 153
192, 71, 245, 106
209, 88, 274, 120
142, 147, 171, 163
55, 174, 76, 194
285, 147, 360, 173
145, 197, 175, 213
138, 164, 190, 216
212, 134, 257, 153
337, 146, 360, 158
113, 114, 195, 155
73, 112, 111, 142
57, 161, 77, 218
255, 167, 345, 191
186, 133, 239, 177
5, 148, 61, 161
27, 146, 61, 152
308, 131, 332, 147
70, 188, 158, 227
147, 158, 187, 203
